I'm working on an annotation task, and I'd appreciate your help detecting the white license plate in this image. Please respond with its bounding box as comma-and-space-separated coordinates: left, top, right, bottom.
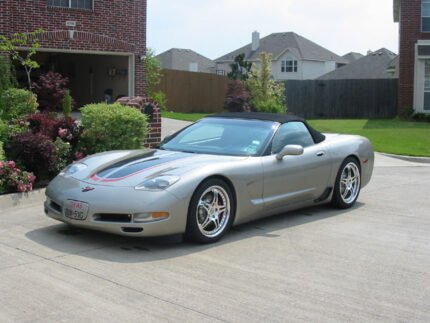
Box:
64, 200, 89, 220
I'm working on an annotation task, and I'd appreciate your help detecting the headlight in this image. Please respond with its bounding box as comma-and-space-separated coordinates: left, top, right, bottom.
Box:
59, 163, 87, 176
135, 175, 180, 191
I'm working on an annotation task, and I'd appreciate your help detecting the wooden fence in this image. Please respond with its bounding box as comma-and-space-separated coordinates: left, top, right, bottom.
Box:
284, 79, 398, 118
155, 69, 228, 113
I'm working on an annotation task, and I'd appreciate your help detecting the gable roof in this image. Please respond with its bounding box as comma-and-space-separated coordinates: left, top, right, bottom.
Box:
156, 48, 215, 72
317, 48, 398, 80
215, 32, 348, 64
342, 52, 364, 63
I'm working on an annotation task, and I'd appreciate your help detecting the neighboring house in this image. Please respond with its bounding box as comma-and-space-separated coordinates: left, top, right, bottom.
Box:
156, 48, 215, 74
0, 0, 147, 108
215, 31, 348, 80
342, 52, 364, 63
394, 0, 430, 114
318, 48, 398, 80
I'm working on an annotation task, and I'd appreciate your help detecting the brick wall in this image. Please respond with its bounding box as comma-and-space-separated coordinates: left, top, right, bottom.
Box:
398, 0, 430, 115
0, 0, 147, 95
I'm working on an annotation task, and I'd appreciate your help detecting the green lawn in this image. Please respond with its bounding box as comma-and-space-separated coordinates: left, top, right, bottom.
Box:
161, 111, 209, 122
308, 119, 430, 157
161, 112, 430, 157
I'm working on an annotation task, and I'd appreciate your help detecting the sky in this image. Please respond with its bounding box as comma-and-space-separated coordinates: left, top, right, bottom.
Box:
147, 0, 399, 60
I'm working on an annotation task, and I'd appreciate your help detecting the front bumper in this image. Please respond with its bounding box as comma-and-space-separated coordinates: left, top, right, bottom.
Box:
44, 175, 190, 237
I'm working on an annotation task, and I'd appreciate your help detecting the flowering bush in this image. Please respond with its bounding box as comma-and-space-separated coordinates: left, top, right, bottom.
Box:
27, 113, 81, 149
8, 132, 57, 180
0, 160, 36, 194
54, 137, 72, 173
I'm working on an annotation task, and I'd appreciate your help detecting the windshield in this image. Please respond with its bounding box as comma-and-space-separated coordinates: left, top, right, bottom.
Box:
160, 117, 277, 156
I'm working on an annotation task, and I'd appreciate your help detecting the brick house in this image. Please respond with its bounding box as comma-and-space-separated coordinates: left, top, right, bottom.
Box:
394, 0, 430, 115
0, 0, 147, 107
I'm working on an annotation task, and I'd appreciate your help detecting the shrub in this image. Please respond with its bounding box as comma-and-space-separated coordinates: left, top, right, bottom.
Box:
0, 142, 5, 161
0, 88, 38, 121
152, 91, 168, 111
224, 80, 253, 112
80, 103, 148, 154
0, 54, 17, 94
8, 132, 57, 180
62, 89, 72, 117
33, 71, 69, 111
27, 113, 81, 148
0, 160, 36, 194
54, 138, 72, 173
0, 119, 29, 144
412, 113, 427, 121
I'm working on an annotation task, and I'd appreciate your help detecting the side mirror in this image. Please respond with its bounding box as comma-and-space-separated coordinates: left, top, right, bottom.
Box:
276, 144, 304, 160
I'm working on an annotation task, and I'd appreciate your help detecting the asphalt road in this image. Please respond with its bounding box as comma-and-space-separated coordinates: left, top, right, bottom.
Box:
0, 153, 429, 322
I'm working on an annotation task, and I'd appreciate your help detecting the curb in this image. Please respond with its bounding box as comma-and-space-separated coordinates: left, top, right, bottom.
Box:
0, 188, 46, 211
377, 152, 430, 164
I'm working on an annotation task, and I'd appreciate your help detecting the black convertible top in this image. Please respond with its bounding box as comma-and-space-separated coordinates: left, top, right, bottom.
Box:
206, 112, 326, 144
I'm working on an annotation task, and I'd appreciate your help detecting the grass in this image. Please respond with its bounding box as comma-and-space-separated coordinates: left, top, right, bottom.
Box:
308, 119, 430, 157
161, 111, 209, 122
161, 112, 430, 157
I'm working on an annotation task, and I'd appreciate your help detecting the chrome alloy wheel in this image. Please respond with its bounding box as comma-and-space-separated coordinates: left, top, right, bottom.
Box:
196, 185, 231, 238
340, 162, 361, 204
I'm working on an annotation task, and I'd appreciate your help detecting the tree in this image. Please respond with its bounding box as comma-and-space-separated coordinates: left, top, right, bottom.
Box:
145, 48, 162, 98
245, 52, 286, 113
145, 48, 167, 111
228, 53, 252, 81
0, 29, 44, 90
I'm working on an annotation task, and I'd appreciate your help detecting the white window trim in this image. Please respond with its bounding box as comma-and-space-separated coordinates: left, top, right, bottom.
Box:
48, 0, 93, 10
422, 0, 430, 32
281, 60, 298, 73
414, 41, 430, 113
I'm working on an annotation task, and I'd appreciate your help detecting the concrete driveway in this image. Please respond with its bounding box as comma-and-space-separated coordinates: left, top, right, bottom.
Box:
1, 118, 430, 322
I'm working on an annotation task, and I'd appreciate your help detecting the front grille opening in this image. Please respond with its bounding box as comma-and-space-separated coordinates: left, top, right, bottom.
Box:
93, 214, 132, 223
122, 227, 144, 233
50, 200, 62, 213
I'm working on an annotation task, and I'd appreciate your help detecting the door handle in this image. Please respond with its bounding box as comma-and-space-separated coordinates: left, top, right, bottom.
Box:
316, 151, 325, 157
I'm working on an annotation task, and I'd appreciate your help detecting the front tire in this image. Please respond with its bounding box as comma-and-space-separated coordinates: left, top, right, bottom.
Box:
332, 157, 361, 209
185, 179, 235, 243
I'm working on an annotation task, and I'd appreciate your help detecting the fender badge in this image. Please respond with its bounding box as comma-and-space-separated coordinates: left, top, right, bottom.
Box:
82, 186, 95, 192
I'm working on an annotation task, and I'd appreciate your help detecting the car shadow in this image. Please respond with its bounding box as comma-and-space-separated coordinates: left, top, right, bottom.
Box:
25, 202, 364, 263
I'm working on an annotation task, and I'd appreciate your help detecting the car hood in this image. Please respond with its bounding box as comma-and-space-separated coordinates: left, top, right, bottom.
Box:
66, 149, 247, 187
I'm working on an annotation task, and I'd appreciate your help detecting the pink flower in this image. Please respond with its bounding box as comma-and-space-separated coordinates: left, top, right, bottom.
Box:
7, 161, 16, 169
74, 152, 84, 160
58, 128, 68, 138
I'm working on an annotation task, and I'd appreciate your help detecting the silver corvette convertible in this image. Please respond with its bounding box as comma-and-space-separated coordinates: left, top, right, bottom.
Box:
44, 112, 374, 243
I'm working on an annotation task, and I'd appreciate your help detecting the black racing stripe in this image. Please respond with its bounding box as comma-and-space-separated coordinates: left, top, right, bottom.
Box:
96, 150, 157, 178
97, 152, 190, 180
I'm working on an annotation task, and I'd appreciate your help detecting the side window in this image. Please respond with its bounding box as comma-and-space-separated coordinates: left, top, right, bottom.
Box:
271, 122, 315, 153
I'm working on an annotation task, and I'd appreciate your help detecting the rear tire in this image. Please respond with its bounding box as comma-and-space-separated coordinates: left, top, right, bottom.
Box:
332, 157, 361, 209
185, 179, 235, 244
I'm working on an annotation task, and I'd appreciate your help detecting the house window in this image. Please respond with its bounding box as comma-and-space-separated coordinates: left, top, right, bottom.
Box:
216, 70, 226, 76
424, 60, 430, 110
422, 0, 430, 32
47, 0, 93, 9
281, 60, 298, 73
